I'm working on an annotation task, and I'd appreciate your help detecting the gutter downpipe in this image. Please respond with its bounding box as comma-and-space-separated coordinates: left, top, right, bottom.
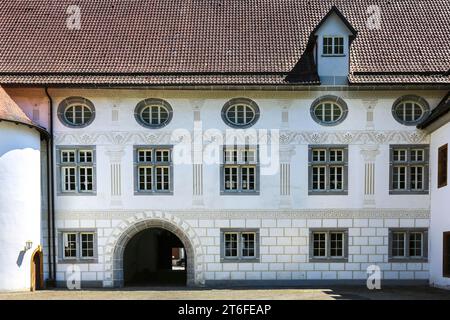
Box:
44, 87, 56, 287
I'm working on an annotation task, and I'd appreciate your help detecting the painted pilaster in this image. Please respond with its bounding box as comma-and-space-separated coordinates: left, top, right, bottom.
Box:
105, 147, 124, 206
360, 145, 380, 208
191, 101, 204, 207
279, 145, 295, 208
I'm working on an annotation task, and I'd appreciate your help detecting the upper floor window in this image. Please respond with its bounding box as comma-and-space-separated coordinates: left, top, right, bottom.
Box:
310, 95, 348, 126
308, 145, 348, 195
57, 146, 96, 195
134, 98, 173, 129
389, 145, 429, 194
221, 98, 260, 128
134, 146, 173, 194
57, 97, 95, 128
323, 36, 344, 55
221, 146, 259, 194
388, 228, 428, 262
438, 144, 448, 188
392, 95, 430, 125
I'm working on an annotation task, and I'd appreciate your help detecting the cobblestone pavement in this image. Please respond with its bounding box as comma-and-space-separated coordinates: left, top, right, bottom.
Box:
0, 286, 449, 300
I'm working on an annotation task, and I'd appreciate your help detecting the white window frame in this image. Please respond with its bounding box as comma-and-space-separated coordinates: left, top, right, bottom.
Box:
322, 36, 345, 56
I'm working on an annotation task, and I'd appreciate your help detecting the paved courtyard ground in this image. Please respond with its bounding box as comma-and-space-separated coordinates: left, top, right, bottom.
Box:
0, 285, 449, 300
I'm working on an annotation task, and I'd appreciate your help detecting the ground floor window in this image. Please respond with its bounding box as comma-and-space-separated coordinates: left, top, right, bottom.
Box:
59, 230, 97, 262
309, 229, 348, 262
220, 229, 259, 262
388, 228, 428, 262
444, 232, 450, 277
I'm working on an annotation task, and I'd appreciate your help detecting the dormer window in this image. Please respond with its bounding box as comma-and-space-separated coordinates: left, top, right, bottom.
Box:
323, 36, 344, 55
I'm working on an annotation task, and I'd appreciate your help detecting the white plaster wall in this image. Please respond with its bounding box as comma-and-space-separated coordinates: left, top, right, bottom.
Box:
0, 122, 41, 291
429, 122, 450, 288
48, 88, 444, 212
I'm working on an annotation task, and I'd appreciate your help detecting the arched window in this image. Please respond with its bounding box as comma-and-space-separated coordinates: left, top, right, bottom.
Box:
221, 98, 260, 128
57, 97, 95, 128
392, 96, 429, 125
310, 96, 348, 126
134, 98, 173, 128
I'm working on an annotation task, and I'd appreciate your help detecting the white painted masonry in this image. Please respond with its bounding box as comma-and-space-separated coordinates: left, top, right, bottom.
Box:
40, 88, 443, 287
0, 122, 42, 291
429, 121, 450, 289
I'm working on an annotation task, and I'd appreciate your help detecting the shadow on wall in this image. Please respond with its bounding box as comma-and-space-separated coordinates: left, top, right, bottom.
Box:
16, 250, 25, 267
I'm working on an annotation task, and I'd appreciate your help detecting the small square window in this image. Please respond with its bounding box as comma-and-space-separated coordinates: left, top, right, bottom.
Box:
79, 150, 93, 163
138, 149, 152, 162
155, 150, 170, 162
61, 150, 76, 163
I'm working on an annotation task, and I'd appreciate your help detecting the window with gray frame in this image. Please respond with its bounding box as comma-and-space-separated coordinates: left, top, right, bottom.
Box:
58, 230, 97, 263
221, 145, 259, 194
134, 146, 173, 194
389, 145, 429, 194
220, 229, 260, 262
57, 146, 96, 194
388, 228, 428, 262
308, 145, 348, 195
309, 229, 348, 262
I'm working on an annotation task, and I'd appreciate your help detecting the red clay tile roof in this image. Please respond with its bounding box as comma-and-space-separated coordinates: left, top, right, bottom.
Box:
0, 85, 33, 125
0, 0, 449, 85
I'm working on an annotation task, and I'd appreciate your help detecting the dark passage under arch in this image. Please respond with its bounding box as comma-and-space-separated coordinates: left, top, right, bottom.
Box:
123, 228, 186, 286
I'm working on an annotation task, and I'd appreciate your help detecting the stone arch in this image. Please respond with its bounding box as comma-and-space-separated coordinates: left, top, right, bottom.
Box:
103, 211, 205, 287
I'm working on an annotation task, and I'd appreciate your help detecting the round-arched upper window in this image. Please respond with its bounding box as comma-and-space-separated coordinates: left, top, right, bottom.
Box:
221, 98, 260, 128
134, 98, 173, 128
310, 96, 348, 126
392, 96, 429, 125
57, 97, 95, 128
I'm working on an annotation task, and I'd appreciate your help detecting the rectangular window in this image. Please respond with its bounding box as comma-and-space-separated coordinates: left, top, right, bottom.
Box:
323, 36, 345, 55
444, 232, 450, 277
60, 231, 97, 262
58, 147, 96, 194
390, 145, 429, 194
222, 146, 259, 194
241, 232, 256, 257
221, 229, 259, 262
438, 144, 448, 188
134, 146, 173, 194
389, 229, 428, 262
80, 233, 95, 258
310, 229, 348, 262
63, 233, 77, 259
309, 145, 348, 195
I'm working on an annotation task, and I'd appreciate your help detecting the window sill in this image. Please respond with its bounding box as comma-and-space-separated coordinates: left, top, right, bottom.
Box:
321, 54, 346, 57
389, 191, 429, 195
220, 258, 260, 263
134, 191, 173, 196
309, 258, 348, 263
57, 192, 97, 196
221, 191, 260, 196
388, 258, 428, 263
308, 191, 348, 196
58, 258, 98, 264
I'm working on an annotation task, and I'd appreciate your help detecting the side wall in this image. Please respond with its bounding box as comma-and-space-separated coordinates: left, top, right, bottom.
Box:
429, 122, 450, 288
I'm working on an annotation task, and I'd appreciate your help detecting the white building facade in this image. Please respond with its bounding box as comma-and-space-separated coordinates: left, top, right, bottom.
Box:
0, 1, 449, 290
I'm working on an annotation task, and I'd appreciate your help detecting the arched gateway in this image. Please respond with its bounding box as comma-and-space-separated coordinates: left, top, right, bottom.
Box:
103, 212, 205, 287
